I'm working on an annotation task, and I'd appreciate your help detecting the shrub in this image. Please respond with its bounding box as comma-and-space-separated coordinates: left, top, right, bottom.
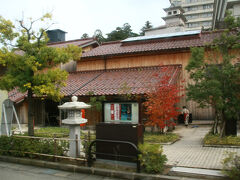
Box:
0, 136, 69, 158
138, 143, 167, 174
222, 152, 240, 180
144, 132, 179, 144
34, 127, 69, 138
204, 133, 240, 146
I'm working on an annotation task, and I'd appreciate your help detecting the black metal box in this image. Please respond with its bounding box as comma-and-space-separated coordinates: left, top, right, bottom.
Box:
95, 122, 143, 162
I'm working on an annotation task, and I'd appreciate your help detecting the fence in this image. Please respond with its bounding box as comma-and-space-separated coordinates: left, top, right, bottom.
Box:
88, 139, 141, 172
0, 128, 141, 172
0, 129, 96, 165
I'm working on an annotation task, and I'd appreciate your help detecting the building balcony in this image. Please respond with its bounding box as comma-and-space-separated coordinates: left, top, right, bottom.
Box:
182, 0, 214, 7
187, 17, 212, 23
184, 8, 213, 15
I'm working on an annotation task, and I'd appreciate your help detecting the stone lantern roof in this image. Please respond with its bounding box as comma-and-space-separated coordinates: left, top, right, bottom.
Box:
58, 96, 91, 110
58, 96, 91, 125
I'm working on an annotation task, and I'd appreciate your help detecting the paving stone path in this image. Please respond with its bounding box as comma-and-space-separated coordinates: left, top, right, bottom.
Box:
163, 125, 240, 169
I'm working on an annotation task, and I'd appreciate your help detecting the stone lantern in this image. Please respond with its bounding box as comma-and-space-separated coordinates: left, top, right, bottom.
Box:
58, 96, 91, 158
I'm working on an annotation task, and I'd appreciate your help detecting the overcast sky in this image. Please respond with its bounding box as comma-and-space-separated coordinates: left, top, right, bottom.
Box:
0, 0, 170, 40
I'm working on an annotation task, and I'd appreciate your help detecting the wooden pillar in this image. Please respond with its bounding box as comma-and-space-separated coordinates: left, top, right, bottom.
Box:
41, 100, 45, 126
137, 96, 143, 124
59, 101, 62, 126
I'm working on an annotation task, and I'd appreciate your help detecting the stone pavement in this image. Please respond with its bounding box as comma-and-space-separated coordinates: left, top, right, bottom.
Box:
163, 125, 240, 170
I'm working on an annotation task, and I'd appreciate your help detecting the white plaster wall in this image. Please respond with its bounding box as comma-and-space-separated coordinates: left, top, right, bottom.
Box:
166, 17, 184, 24
145, 26, 185, 36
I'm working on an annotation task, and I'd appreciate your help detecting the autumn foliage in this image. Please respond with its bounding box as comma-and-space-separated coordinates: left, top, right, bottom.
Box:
144, 67, 184, 132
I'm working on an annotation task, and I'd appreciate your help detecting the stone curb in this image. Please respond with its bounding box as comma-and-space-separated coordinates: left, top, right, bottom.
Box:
0, 156, 187, 180
203, 144, 240, 148
169, 171, 225, 180
149, 138, 180, 145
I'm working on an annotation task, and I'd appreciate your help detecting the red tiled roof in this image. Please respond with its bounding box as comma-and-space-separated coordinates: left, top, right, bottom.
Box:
14, 38, 99, 56
9, 65, 182, 102
82, 31, 221, 58
47, 38, 98, 48
8, 89, 27, 103
61, 71, 103, 96
64, 65, 182, 96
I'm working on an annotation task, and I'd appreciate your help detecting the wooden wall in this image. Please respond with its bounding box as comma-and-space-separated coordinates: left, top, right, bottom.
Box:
77, 52, 215, 120
16, 101, 28, 124
78, 52, 190, 79
15, 99, 46, 126
77, 60, 105, 71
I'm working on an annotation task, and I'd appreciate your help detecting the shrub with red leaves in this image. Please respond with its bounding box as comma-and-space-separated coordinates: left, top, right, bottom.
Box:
144, 67, 184, 132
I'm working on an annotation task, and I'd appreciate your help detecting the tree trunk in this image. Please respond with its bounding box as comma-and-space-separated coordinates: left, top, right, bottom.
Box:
212, 111, 219, 135
211, 115, 218, 135
28, 89, 34, 136
151, 126, 154, 133
220, 120, 226, 138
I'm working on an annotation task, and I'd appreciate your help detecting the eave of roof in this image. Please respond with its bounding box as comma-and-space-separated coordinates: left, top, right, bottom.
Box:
162, 14, 187, 22
164, 6, 185, 13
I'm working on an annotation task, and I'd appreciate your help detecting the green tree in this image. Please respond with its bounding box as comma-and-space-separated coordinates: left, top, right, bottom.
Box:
140, 21, 153, 36
106, 23, 139, 41
93, 29, 105, 44
0, 14, 82, 136
81, 33, 89, 39
185, 12, 240, 137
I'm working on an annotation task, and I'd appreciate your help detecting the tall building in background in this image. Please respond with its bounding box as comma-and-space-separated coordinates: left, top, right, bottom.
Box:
212, 0, 240, 29
170, 0, 214, 30
145, 5, 187, 35
144, 0, 240, 36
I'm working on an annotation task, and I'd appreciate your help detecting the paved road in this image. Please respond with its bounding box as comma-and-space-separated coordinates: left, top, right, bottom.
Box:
163, 125, 240, 169
0, 161, 123, 180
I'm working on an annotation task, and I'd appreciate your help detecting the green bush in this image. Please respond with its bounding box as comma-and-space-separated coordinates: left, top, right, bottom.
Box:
138, 143, 167, 174
204, 133, 240, 146
34, 127, 69, 138
222, 152, 240, 180
0, 136, 69, 158
144, 132, 179, 144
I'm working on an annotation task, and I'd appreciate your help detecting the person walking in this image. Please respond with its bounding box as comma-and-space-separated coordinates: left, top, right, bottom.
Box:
182, 106, 189, 126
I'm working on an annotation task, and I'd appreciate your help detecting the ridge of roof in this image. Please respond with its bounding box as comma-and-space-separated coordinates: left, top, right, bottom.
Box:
47, 37, 96, 45
70, 64, 182, 74
101, 40, 121, 45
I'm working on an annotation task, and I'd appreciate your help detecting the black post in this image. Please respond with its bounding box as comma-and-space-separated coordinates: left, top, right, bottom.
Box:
87, 140, 96, 167
75, 134, 78, 157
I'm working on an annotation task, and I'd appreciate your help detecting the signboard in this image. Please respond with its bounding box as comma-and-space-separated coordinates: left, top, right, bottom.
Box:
0, 99, 22, 136
104, 102, 139, 123
0, 99, 14, 136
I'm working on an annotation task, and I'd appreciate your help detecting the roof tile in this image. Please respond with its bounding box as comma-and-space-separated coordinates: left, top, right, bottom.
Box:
47, 38, 98, 48
69, 65, 182, 96
82, 31, 221, 58
9, 65, 182, 102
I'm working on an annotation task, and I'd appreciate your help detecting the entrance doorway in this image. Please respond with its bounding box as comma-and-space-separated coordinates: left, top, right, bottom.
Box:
45, 100, 59, 126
